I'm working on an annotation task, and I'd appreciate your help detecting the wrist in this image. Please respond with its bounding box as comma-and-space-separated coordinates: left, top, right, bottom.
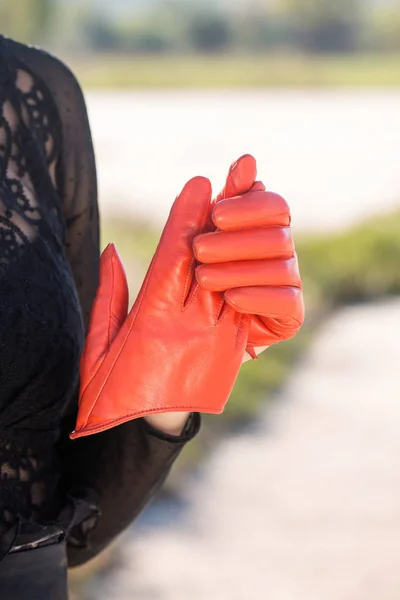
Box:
143, 412, 191, 436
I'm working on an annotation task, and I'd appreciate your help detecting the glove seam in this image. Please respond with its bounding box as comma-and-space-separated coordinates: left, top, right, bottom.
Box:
198, 250, 295, 262
214, 215, 290, 230
107, 253, 115, 348
214, 296, 226, 324
200, 279, 302, 293
181, 196, 213, 311
235, 314, 246, 348
73, 407, 217, 438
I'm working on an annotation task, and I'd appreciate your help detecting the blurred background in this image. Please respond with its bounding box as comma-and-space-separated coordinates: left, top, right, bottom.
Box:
2, 0, 400, 598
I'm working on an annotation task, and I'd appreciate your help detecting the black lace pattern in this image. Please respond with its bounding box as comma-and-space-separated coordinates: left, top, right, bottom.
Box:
0, 36, 84, 532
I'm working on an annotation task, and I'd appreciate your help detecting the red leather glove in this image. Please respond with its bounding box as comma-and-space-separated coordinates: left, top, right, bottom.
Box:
71, 176, 248, 439
70, 156, 303, 439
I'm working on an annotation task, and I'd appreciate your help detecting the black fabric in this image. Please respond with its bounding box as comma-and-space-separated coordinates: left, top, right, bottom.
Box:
0, 538, 68, 600
66, 412, 201, 567
0, 34, 200, 569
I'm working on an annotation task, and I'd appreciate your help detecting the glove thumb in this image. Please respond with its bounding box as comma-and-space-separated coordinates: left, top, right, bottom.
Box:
79, 243, 129, 389
214, 154, 258, 203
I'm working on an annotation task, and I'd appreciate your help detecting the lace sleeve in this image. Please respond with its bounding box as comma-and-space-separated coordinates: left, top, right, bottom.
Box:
5, 39, 100, 332
53, 65, 100, 332
55, 70, 100, 332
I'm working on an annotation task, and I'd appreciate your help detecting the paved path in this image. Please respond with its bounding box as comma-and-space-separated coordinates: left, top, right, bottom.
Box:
96, 299, 400, 600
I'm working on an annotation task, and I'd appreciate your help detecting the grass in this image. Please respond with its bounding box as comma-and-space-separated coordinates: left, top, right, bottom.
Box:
298, 209, 400, 308
66, 52, 400, 89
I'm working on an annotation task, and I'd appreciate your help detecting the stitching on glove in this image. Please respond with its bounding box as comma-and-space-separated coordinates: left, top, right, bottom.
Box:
182, 256, 194, 307
182, 257, 198, 310
73, 404, 224, 437
214, 296, 226, 324
182, 200, 212, 311
107, 254, 115, 349
110, 314, 122, 328
235, 314, 245, 347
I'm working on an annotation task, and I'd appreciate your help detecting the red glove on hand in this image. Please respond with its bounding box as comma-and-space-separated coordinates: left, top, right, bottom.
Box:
70, 155, 303, 439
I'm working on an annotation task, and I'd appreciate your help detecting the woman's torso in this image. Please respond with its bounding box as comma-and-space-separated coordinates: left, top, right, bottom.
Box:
0, 35, 84, 437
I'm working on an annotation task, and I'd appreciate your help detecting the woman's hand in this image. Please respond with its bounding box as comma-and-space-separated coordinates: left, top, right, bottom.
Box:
71, 155, 304, 439
143, 412, 191, 436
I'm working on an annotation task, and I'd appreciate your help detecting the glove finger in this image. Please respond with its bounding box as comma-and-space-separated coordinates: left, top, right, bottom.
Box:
248, 315, 286, 346
145, 176, 212, 304
193, 226, 294, 264
196, 256, 300, 292
80, 243, 129, 387
213, 154, 257, 203
212, 190, 290, 232
224, 285, 304, 329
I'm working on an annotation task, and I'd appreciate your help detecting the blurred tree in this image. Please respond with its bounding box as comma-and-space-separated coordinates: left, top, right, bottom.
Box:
187, 12, 232, 53
233, 1, 290, 51
121, 27, 173, 54
0, 0, 390, 56
367, 5, 400, 52
83, 16, 122, 51
115, 7, 181, 54
278, 0, 364, 53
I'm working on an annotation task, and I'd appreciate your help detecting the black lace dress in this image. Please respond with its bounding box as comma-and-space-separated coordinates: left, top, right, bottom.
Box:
0, 35, 200, 568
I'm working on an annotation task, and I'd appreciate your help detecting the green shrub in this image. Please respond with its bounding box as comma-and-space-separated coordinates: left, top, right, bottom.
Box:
298, 210, 400, 308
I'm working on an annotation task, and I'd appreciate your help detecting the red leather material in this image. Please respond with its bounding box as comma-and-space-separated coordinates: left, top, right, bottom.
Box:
196, 256, 301, 292
212, 190, 290, 231
71, 177, 249, 439
71, 155, 304, 439
79, 244, 129, 388
212, 154, 257, 203
193, 226, 294, 264
194, 156, 304, 352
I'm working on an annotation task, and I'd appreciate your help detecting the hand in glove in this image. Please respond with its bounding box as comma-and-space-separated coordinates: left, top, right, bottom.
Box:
71, 156, 303, 439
